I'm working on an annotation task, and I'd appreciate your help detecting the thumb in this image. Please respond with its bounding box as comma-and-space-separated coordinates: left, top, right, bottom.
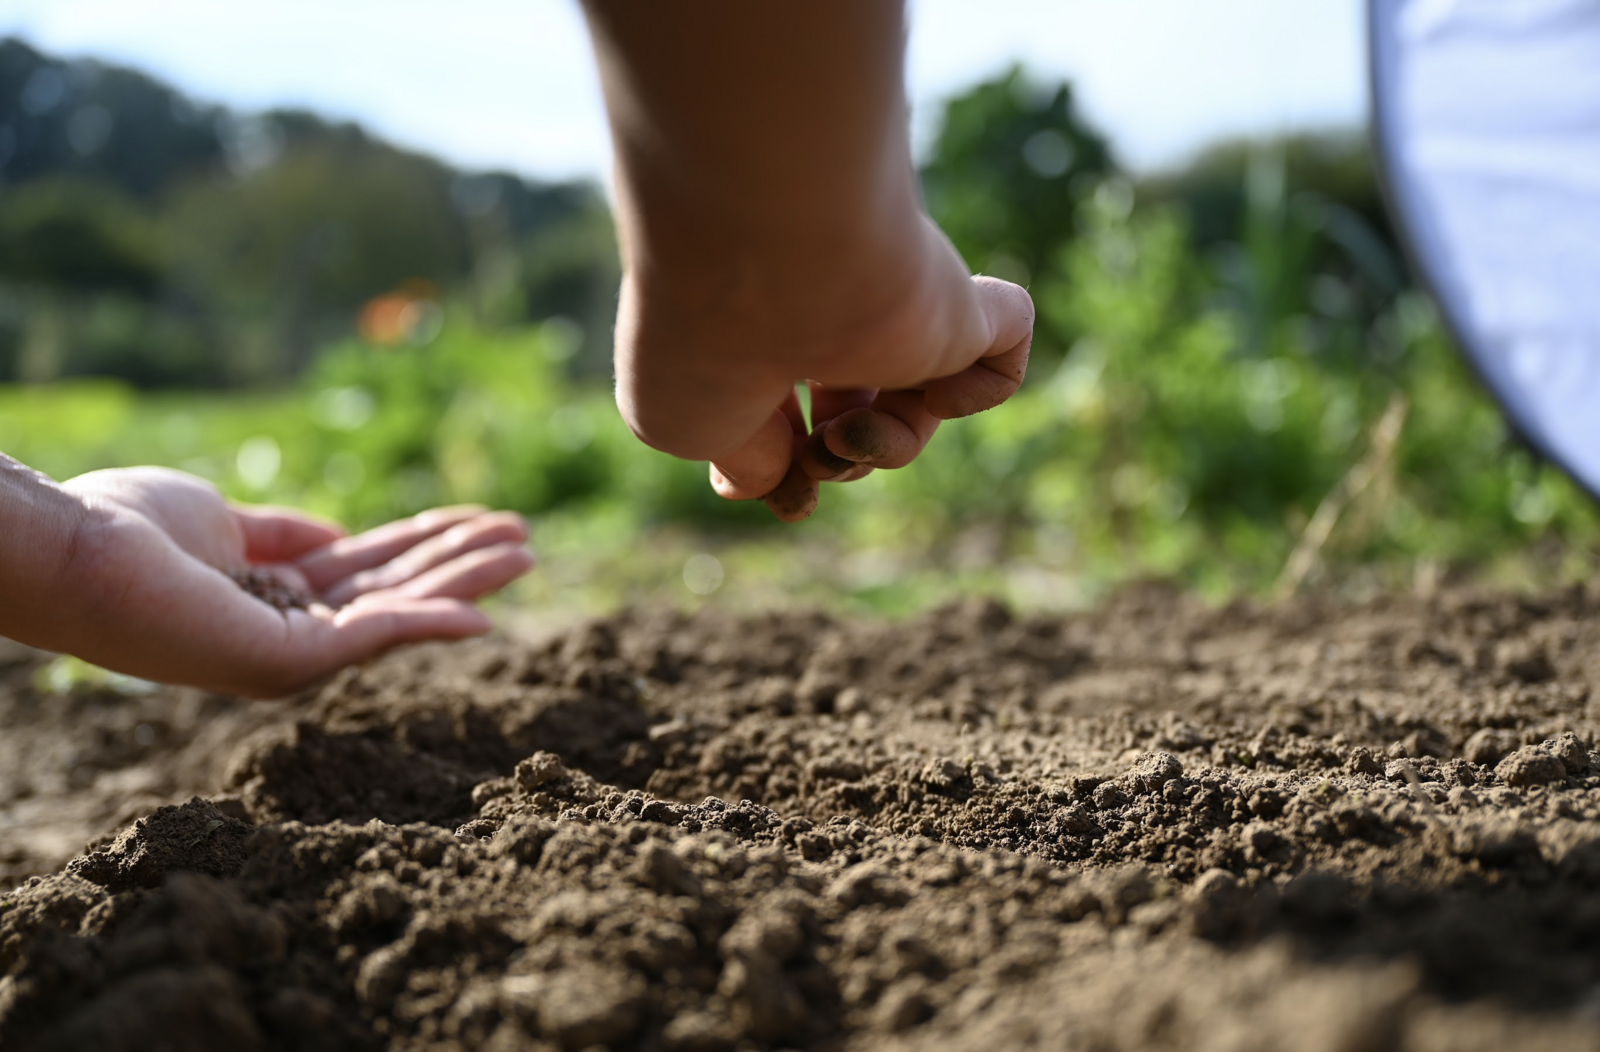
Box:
708, 406, 799, 501
708, 386, 808, 501
274, 597, 490, 693
233, 505, 347, 564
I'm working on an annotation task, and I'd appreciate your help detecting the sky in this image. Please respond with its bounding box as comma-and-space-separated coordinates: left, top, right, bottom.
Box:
0, 0, 1367, 183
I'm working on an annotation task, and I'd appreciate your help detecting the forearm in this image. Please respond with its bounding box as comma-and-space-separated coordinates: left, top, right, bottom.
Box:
583, 0, 919, 280
0, 456, 93, 651
582, 0, 939, 456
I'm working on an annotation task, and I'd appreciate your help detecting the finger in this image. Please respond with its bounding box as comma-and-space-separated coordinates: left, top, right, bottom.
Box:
232, 506, 348, 564
295, 505, 489, 590
290, 597, 493, 681
809, 461, 874, 485
382, 542, 536, 602
798, 383, 877, 480
320, 511, 530, 606
799, 430, 881, 482
924, 276, 1034, 419
819, 389, 943, 470
251, 595, 495, 696
763, 455, 819, 522
799, 428, 858, 480
807, 382, 876, 428
709, 405, 797, 501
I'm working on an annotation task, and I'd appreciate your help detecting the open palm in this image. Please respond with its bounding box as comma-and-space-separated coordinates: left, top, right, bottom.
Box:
59, 468, 532, 697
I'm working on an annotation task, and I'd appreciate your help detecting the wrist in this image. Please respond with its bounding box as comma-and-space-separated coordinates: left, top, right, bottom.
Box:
622, 207, 978, 369
0, 457, 98, 651
617, 196, 938, 372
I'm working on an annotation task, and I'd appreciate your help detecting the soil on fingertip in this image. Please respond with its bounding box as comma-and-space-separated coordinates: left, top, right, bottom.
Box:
7, 583, 1600, 1051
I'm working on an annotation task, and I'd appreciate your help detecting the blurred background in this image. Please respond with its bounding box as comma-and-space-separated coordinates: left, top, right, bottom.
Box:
0, 0, 1593, 623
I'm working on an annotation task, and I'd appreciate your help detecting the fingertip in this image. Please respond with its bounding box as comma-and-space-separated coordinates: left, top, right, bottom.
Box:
930, 275, 1030, 421
972, 274, 1036, 328
485, 542, 537, 583
763, 464, 819, 522
394, 542, 536, 601
709, 408, 794, 500
505, 544, 538, 581
414, 504, 491, 528
439, 511, 530, 553
821, 399, 937, 471
820, 409, 884, 464
765, 493, 817, 523
710, 462, 773, 501
493, 510, 531, 543
800, 430, 859, 480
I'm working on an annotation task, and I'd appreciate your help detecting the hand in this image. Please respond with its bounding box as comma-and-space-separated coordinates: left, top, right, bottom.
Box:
54, 467, 532, 697
716, 222, 1033, 521
585, 0, 1034, 522
620, 217, 1034, 521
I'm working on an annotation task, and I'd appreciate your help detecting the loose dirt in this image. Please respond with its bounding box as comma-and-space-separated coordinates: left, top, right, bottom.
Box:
231, 567, 312, 611
6, 583, 1600, 1051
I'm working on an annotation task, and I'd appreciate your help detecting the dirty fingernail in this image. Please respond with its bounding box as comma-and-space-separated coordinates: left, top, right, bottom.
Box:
763, 468, 819, 522
801, 433, 856, 481
824, 415, 884, 464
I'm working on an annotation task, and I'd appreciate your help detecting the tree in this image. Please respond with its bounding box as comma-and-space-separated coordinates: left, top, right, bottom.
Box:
0, 178, 159, 295
1138, 133, 1409, 356
162, 133, 469, 380
0, 38, 224, 200
920, 65, 1116, 295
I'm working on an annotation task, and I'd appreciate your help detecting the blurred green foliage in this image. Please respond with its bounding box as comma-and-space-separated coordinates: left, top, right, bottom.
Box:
5, 188, 1594, 609
0, 56, 1593, 611
0, 37, 618, 388
921, 64, 1114, 299
0, 178, 161, 295
0, 320, 775, 533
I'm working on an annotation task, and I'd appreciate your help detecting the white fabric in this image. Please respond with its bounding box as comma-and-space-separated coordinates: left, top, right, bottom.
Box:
1373, 0, 1600, 493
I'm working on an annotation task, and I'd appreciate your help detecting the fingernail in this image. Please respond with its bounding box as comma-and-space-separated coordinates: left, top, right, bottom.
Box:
811, 444, 854, 475
763, 475, 818, 522
826, 417, 883, 463
799, 433, 855, 481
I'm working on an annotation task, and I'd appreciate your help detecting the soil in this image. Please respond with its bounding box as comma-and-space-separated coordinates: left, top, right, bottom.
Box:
231, 567, 312, 611
7, 583, 1600, 1051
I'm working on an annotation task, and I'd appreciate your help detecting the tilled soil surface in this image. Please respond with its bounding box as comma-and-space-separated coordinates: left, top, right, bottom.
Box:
7, 585, 1600, 1050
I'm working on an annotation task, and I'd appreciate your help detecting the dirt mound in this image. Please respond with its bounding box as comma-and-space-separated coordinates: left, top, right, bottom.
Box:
7, 584, 1600, 1050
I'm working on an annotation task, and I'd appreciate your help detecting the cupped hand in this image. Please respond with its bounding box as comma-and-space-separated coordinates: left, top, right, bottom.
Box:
60, 467, 533, 697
